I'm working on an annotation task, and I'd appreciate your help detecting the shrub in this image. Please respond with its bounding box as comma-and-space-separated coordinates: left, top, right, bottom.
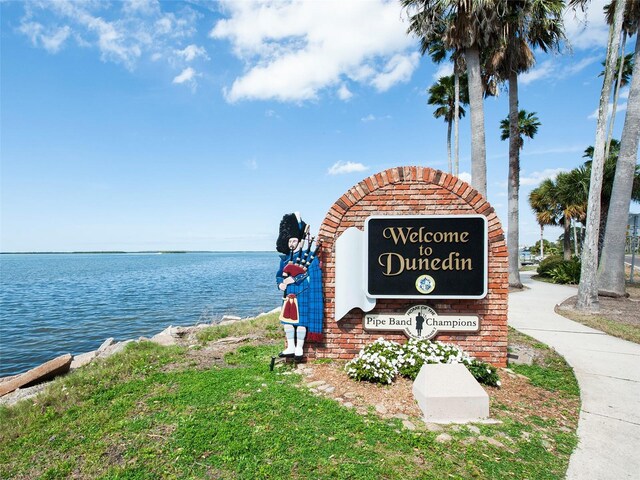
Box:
537, 255, 564, 277
397, 338, 472, 380
466, 360, 501, 387
344, 338, 402, 384
549, 258, 581, 284
345, 337, 501, 387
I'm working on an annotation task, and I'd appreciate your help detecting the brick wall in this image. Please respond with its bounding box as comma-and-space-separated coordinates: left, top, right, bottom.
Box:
306, 166, 508, 367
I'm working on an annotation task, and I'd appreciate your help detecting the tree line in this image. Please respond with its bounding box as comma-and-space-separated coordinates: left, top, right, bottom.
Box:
402, 0, 639, 311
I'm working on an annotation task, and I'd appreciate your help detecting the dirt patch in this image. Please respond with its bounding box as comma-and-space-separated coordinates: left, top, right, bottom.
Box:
557, 293, 640, 326
294, 362, 579, 430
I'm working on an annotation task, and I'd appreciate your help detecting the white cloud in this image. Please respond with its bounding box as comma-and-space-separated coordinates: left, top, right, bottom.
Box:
521, 168, 569, 186
328, 161, 368, 175
588, 102, 627, 120
122, 0, 159, 16
176, 44, 208, 62
173, 67, 196, 84
433, 63, 453, 80
371, 52, 420, 92
19, 22, 71, 53
458, 172, 472, 184
211, 0, 416, 103
245, 158, 258, 170
520, 60, 555, 85
522, 145, 585, 156
520, 55, 599, 86
361, 114, 391, 122
16, 0, 200, 73
563, 0, 609, 50
337, 84, 353, 101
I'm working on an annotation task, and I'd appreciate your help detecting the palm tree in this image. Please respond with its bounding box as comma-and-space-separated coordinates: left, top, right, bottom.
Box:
423, 34, 467, 176
529, 178, 562, 258
403, 0, 501, 198
490, 0, 564, 289
602, 0, 640, 160
599, 27, 640, 296
500, 110, 541, 147
571, 0, 627, 312
599, 53, 635, 160
428, 74, 469, 173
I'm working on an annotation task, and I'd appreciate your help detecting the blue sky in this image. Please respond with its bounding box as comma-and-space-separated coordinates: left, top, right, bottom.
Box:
0, 0, 636, 252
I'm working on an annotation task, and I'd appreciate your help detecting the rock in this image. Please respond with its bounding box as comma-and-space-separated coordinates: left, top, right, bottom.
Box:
467, 425, 481, 435
97, 340, 133, 359
402, 420, 417, 431
375, 404, 388, 414
479, 436, 506, 448
0, 382, 49, 407
324, 386, 335, 394
212, 334, 259, 345
70, 351, 97, 369
343, 402, 354, 408
0, 354, 73, 397
0, 374, 19, 384
98, 338, 115, 352
507, 345, 539, 366
218, 315, 242, 325
343, 392, 357, 399
425, 422, 444, 432
306, 380, 326, 388
393, 413, 409, 421
462, 437, 477, 445
435, 433, 452, 443
150, 331, 176, 346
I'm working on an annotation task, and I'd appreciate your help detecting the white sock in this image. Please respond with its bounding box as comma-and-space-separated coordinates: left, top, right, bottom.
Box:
282, 324, 295, 355
295, 326, 306, 357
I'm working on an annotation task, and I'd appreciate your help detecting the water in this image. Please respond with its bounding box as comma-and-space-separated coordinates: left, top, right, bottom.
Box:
0, 252, 282, 377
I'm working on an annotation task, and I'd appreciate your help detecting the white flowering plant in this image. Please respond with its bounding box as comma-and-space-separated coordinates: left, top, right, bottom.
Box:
345, 337, 501, 387
344, 338, 402, 384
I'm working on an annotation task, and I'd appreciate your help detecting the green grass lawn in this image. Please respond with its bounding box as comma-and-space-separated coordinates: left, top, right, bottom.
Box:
1, 328, 579, 479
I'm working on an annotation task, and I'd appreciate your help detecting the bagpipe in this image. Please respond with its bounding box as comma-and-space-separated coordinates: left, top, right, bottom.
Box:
279, 230, 322, 323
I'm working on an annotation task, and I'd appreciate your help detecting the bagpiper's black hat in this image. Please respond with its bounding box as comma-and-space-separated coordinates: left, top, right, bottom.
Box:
276, 213, 307, 254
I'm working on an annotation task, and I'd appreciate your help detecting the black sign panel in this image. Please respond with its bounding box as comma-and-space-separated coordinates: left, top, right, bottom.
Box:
366, 215, 487, 298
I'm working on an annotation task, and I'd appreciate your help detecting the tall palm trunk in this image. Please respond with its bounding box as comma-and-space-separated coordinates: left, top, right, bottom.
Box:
454, 70, 460, 176
466, 46, 487, 198
576, 0, 626, 312
507, 72, 522, 288
598, 28, 640, 297
540, 225, 544, 259
447, 118, 453, 173
605, 31, 627, 161
563, 215, 572, 260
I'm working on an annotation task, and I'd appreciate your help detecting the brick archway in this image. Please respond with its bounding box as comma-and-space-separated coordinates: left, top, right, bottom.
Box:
309, 166, 508, 366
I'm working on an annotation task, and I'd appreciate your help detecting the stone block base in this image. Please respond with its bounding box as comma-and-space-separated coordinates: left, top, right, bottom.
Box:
412, 363, 489, 424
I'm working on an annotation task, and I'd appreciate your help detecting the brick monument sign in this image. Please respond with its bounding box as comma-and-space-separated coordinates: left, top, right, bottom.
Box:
307, 166, 508, 367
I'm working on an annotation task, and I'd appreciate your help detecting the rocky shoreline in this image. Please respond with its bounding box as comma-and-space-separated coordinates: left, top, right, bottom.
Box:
0, 308, 280, 407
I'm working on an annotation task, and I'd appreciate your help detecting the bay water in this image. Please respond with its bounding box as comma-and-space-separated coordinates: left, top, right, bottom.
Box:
0, 252, 282, 377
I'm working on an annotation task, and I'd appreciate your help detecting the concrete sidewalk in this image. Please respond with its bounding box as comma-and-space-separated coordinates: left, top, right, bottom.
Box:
509, 271, 640, 479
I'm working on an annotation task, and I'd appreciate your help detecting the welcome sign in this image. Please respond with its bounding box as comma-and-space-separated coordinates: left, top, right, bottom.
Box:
365, 215, 487, 299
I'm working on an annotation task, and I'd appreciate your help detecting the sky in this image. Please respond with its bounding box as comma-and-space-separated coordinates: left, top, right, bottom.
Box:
0, 0, 637, 252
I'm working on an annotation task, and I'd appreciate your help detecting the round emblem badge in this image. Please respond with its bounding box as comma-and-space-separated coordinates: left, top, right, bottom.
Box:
415, 274, 436, 294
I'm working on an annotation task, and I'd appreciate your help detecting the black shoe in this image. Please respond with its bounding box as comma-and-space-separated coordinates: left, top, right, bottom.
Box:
294, 355, 304, 363
278, 352, 294, 358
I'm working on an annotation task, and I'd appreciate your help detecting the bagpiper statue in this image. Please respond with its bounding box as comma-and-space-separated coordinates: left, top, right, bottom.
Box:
275, 212, 324, 361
